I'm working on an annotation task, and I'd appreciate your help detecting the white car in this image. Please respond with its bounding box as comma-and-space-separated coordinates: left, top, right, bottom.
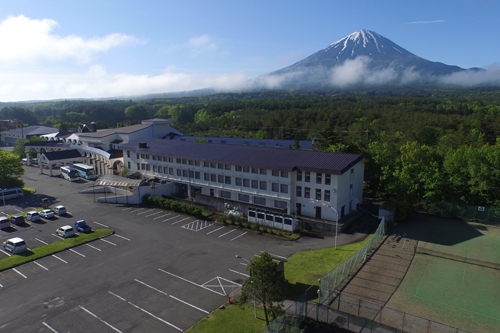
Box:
56, 225, 75, 238
39, 209, 55, 219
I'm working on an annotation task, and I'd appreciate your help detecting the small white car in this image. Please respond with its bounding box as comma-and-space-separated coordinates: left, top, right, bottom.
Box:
25, 211, 41, 222
56, 225, 76, 238
3, 237, 27, 254
53, 205, 67, 215
39, 209, 55, 219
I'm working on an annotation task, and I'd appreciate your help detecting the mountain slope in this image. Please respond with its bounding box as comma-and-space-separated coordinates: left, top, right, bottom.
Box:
256, 30, 469, 88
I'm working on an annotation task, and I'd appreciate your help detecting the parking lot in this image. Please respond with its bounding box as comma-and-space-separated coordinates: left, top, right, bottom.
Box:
0, 165, 359, 332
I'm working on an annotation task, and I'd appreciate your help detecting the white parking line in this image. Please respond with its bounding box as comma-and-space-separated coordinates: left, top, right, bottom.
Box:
86, 243, 102, 251
70, 249, 85, 257
153, 213, 171, 220
229, 269, 250, 277
79, 305, 123, 333
114, 234, 131, 241
13, 268, 27, 279
171, 217, 189, 225
134, 279, 169, 297
230, 232, 247, 241
260, 251, 287, 260
100, 238, 116, 246
129, 208, 144, 213
162, 215, 180, 222
93, 221, 109, 228
36, 238, 48, 245
52, 255, 67, 263
158, 269, 223, 296
207, 226, 225, 235
137, 209, 153, 215
108, 291, 183, 332
145, 211, 162, 218
0, 249, 11, 256
34, 261, 49, 270
218, 229, 236, 238
51, 233, 64, 240
42, 322, 59, 333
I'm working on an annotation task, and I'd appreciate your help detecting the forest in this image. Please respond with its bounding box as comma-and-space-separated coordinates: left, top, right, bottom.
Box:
1, 87, 500, 219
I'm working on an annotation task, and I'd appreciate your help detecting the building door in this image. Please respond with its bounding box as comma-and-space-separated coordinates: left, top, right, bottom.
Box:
210, 189, 214, 197
315, 206, 321, 219
296, 203, 301, 216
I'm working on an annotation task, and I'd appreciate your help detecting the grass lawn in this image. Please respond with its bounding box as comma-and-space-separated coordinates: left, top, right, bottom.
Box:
186, 303, 268, 333
0, 228, 113, 271
285, 235, 372, 299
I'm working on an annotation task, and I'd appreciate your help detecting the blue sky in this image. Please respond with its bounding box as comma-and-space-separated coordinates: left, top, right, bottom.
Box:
0, 0, 499, 101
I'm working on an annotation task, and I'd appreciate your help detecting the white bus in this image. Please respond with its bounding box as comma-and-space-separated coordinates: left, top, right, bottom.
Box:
60, 166, 79, 182
0, 188, 24, 200
73, 163, 98, 180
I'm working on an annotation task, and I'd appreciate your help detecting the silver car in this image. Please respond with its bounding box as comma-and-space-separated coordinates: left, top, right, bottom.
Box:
39, 209, 55, 219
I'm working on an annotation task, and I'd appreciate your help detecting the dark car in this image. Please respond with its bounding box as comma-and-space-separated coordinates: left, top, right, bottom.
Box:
74, 220, 92, 233
10, 215, 24, 226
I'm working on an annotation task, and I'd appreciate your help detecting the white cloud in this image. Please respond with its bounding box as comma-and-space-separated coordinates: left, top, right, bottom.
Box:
437, 64, 500, 86
0, 15, 138, 64
407, 20, 445, 24
187, 34, 217, 57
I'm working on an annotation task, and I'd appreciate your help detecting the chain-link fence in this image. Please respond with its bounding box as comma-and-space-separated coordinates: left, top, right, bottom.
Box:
317, 218, 386, 304
438, 202, 500, 224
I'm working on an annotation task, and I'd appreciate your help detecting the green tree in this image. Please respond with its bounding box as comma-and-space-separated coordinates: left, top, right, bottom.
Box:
0, 150, 25, 189
124, 105, 149, 120
12, 138, 29, 159
240, 252, 286, 326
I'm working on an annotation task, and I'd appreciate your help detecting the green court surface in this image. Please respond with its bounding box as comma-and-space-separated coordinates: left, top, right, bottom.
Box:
388, 251, 500, 333
418, 222, 500, 265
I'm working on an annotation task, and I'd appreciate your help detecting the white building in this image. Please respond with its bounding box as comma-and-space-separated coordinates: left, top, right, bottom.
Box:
121, 138, 364, 225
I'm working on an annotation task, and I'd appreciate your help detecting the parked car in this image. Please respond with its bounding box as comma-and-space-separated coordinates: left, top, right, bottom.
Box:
9, 215, 24, 226
74, 220, 92, 233
25, 211, 41, 222
0, 216, 10, 229
56, 225, 75, 238
39, 209, 55, 219
2, 237, 27, 254
53, 205, 67, 216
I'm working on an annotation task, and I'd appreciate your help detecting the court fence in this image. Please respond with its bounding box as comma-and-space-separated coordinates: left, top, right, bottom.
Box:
317, 218, 387, 304
437, 202, 500, 225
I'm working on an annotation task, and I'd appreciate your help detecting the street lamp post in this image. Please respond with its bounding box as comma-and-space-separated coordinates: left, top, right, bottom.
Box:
327, 205, 339, 249
1, 188, 6, 215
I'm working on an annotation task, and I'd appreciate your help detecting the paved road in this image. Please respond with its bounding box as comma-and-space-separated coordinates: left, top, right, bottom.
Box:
0, 166, 367, 333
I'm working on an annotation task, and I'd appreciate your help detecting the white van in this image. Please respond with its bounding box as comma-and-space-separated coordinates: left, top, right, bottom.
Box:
2, 237, 27, 254
53, 205, 67, 215
25, 211, 41, 222
0, 188, 24, 200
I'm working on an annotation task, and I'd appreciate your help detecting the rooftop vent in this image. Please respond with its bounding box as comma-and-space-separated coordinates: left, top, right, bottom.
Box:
139, 142, 148, 149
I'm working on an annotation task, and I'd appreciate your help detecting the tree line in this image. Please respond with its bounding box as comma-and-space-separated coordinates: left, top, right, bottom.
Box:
2, 87, 500, 218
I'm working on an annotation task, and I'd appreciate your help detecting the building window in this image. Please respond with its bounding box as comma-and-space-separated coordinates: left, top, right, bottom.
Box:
274, 200, 287, 209
325, 174, 331, 185
127, 151, 130, 158
272, 183, 279, 192
251, 167, 258, 174
243, 166, 250, 173
188, 159, 194, 165
251, 180, 258, 189
238, 194, 250, 202
183, 170, 188, 177
210, 162, 216, 168
260, 181, 267, 190
218, 175, 224, 183
280, 184, 288, 194
305, 172, 310, 182
272, 170, 279, 177
195, 160, 200, 166
350, 168, 354, 181
163, 156, 168, 162
146, 164, 151, 171
296, 186, 302, 197
254, 196, 266, 205
127, 161, 131, 169
316, 173, 322, 184
218, 163, 223, 169
204, 173, 210, 181
141, 163, 145, 170
136, 162, 140, 170
177, 169, 182, 176
243, 179, 250, 187
236, 177, 242, 186
304, 187, 310, 198
152, 155, 157, 161
316, 189, 322, 200
235, 165, 242, 172
225, 176, 231, 184
176, 158, 181, 163
204, 161, 209, 167
225, 164, 231, 170
259, 168, 267, 175
280, 171, 288, 178
324, 190, 330, 202
168, 157, 173, 162
163, 166, 168, 173
211, 174, 216, 182
153, 165, 157, 172
169, 168, 174, 175
350, 184, 353, 196
220, 191, 231, 199
296, 171, 302, 182
136, 153, 139, 159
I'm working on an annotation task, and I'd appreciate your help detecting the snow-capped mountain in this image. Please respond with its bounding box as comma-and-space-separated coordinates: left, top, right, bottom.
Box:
255, 29, 476, 88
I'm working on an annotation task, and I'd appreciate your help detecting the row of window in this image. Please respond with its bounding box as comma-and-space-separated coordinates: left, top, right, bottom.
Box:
219, 190, 287, 208
128, 151, 291, 178
296, 186, 331, 202
297, 171, 332, 185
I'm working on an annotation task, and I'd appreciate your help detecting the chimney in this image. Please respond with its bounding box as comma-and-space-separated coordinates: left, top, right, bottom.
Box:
90, 122, 97, 132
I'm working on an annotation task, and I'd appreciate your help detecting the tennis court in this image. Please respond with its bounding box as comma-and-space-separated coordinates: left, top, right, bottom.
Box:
387, 218, 500, 333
